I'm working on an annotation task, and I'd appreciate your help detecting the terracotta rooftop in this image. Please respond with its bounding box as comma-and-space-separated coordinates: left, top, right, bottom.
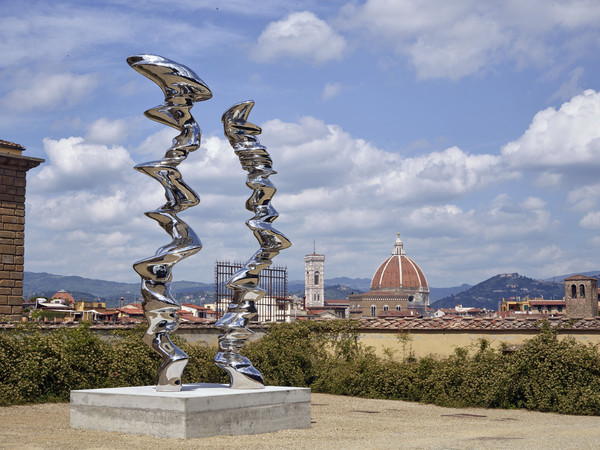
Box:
565, 274, 597, 281
0, 140, 25, 150
529, 300, 566, 306
4, 316, 600, 332
182, 303, 209, 310
357, 316, 600, 331
117, 307, 143, 315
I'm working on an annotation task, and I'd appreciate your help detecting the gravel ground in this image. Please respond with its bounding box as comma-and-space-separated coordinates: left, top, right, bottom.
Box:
1, 394, 600, 449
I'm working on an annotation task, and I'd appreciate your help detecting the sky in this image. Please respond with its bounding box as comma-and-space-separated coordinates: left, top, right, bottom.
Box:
2, 0, 600, 288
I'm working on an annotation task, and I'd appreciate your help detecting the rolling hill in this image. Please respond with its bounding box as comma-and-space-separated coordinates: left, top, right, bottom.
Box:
431, 273, 566, 311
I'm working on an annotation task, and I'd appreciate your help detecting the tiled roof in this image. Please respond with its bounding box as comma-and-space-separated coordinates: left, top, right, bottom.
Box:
377, 310, 419, 317
0, 140, 25, 150
179, 315, 209, 323
117, 307, 144, 315
357, 316, 600, 331
122, 303, 142, 309
3, 317, 600, 331
529, 300, 566, 306
182, 303, 209, 310
565, 274, 597, 281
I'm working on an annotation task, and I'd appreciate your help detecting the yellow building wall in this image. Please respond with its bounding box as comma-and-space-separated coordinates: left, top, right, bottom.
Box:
358, 331, 600, 359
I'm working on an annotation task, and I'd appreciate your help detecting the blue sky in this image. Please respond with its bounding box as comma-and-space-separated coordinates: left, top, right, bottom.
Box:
2, 0, 600, 287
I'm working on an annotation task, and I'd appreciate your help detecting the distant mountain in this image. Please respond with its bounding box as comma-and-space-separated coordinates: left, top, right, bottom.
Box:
23, 272, 213, 308
431, 273, 564, 310
288, 277, 370, 298
325, 284, 364, 300
429, 284, 472, 302
543, 270, 600, 282
325, 277, 371, 291
287, 280, 305, 296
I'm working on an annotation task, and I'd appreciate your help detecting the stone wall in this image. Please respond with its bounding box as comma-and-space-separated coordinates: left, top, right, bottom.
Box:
4, 317, 600, 359
0, 143, 44, 321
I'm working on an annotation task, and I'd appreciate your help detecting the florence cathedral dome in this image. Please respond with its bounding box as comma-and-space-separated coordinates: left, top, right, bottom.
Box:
349, 234, 430, 317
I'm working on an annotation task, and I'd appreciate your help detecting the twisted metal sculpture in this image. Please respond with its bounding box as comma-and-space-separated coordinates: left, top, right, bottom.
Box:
127, 54, 212, 391
215, 101, 291, 389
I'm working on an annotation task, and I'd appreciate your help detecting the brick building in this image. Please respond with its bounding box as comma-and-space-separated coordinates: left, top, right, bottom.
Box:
0, 140, 43, 321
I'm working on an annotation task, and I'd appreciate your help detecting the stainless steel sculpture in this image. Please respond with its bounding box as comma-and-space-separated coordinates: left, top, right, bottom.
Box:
215, 101, 291, 389
127, 54, 212, 391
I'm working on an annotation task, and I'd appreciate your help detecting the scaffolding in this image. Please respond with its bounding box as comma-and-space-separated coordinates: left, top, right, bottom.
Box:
215, 261, 288, 322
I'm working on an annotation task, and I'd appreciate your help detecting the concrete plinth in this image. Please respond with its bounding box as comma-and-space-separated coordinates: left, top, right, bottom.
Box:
70, 383, 311, 439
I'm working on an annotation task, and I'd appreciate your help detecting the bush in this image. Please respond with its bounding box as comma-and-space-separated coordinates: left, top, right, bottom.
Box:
1, 320, 600, 415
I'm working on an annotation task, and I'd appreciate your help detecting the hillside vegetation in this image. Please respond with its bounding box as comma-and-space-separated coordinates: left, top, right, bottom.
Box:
432, 273, 565, 310
23, 272, 213, 307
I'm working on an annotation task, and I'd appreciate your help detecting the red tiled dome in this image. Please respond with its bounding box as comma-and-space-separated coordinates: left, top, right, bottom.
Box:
370, 235, 428, 291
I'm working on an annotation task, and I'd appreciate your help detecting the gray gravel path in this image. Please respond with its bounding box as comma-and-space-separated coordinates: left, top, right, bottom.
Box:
1, 393, 600, 449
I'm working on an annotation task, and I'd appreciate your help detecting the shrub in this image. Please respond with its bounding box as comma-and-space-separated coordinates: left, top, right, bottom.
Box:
1, 320, 600, 415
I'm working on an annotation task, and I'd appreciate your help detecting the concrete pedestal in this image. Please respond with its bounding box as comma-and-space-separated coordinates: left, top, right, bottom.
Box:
70, 383, 311, 439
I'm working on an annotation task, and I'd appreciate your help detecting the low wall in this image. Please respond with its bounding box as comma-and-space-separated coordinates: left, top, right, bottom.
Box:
354, 316, 600, 358
174, 327, 266, 346
358, 329, 600, 359
4, 316, 600, 360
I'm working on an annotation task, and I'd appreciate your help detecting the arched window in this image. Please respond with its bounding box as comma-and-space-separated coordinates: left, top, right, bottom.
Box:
316, 294, 319, 302
396, 305, 401, 311
383, 305, 389, 312
314, 271, 320, 285
580, 284, 586, 297
408, 296, 414, 302
370, 305, 376, 316
571, 284, 577, 298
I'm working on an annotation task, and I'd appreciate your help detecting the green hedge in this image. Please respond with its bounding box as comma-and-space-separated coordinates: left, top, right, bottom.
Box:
1, 320, 600, 415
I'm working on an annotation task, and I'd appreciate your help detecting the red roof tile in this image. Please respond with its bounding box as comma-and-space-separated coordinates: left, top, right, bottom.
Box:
0, 140, 25, 150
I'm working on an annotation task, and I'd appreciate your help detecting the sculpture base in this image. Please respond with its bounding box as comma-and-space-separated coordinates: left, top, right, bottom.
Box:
70, 383, 311, 439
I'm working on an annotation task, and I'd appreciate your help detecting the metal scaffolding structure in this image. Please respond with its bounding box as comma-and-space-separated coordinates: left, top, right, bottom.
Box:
215, 261, 289, 322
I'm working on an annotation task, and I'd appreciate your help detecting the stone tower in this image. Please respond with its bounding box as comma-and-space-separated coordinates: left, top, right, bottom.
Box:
564, 274, 598, 318
304, 251, 325, 307
0, 140, 43, 321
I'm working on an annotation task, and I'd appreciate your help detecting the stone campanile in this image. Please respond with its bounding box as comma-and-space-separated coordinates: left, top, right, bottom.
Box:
564, 274, 598, 318
304, 251, 325, 307
0, 140, 43, 321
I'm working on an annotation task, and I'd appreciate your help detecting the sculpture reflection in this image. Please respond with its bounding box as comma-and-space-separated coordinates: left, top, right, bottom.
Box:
127, 54, 211, 391
215, 100, 291, 389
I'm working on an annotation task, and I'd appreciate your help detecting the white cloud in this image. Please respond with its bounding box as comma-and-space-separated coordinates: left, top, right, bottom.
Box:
2, 72, 98, 112
567, 183, 600, 211
404, 195, 552, 241
406, 15, 508, 80
550, 66, 585, 102
580, 211, 600, 229
252, 11, 346, 64
339, 0, 600, 79
378, 147, 511, 203
31, 137, 135, 193
22, 88, 600, 285
501, 90, 600, 170
86, 118, 132, 145
322, 82, 343, 100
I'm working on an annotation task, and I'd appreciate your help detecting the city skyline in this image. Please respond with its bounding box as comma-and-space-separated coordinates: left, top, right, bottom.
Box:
2, 1, 600, 287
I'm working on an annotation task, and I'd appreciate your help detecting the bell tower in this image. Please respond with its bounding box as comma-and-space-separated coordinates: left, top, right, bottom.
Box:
304, 248, 325, 308
564, 274, 598, 318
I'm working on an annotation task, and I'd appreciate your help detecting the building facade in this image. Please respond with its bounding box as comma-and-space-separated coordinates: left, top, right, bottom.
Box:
0, 140, 43, 321
304, 252, 325, 307
349, 234, 429, 317
565, 274, 598, 318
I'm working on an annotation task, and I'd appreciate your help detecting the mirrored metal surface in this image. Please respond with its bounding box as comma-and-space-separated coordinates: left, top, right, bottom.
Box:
127, 54, 211, 392
215, 100, 291, 389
